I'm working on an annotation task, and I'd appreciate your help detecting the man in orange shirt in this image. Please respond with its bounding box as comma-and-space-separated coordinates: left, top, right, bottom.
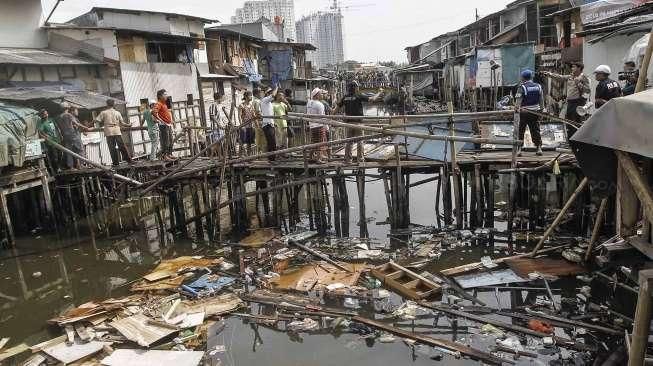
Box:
153, 89, 176, 161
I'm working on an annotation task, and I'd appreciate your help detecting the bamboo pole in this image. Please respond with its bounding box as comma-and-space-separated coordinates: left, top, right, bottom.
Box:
585, 197, 608, 262
280, 115, 521, 146
448, 102, 463, 228
628, 269, 653, 366
635, 28, 653, 94
43, 137, 143, 186
531, 177, 589, 257
288, 110, 513, 121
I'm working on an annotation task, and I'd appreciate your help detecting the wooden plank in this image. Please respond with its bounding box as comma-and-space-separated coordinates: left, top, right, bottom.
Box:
616, 151, 653, 231
505, 258, 586, 278
441, 244, 570, 276
352, 315, 509, 365
371, 262, 440, 300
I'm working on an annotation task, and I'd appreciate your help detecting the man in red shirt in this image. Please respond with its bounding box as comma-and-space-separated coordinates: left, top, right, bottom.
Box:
153, 89, 176, 161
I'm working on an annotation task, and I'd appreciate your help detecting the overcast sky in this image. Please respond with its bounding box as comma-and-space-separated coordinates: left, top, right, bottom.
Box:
44, 0, 511, 63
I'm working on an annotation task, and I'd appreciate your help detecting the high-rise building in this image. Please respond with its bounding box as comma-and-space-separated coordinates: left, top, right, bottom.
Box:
295, 11, 344, 69
232, 0, 296, 41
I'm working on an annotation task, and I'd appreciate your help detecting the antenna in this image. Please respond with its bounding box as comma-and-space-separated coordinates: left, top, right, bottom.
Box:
475, 8, 479, 21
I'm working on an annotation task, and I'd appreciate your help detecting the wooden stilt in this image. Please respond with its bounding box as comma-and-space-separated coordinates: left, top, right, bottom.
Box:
0, 191, 13, 244
531, 177, 589, 257
585, 198, 608, 262
628, 269, 653, 366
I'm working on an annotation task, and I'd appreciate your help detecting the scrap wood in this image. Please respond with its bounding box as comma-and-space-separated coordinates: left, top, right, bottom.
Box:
505, 257, 586, 279
135, 256, 223, 290
351, 315, 510, 365
419, 302, 595, 352
288, 240, 351, 272
101, 349, 204, 366
371, 262, 440, 300
48, 302, 108, 325
29, 335, 67, 353
110, 314, 178, 347
0, 338, 8, 350
269, 262, 368, 292
181, 293, 244, 317
22, 353, 48, 366
239, 228, 280, 247
0, 343, 29, 362
441, 244, 570, 276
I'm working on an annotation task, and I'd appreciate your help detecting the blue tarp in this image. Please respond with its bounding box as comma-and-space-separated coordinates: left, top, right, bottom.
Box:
501, 44, 535, 85
267, 49, 293, 84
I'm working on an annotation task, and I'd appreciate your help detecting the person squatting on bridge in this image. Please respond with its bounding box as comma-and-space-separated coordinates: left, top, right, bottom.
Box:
96, 99, 133, 167
307, 87, 329, 164
153, 89, 177, 162
515, 69, 544, 157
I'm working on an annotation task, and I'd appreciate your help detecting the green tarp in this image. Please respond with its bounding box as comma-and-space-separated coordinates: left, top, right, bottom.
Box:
0, 102, 39, 167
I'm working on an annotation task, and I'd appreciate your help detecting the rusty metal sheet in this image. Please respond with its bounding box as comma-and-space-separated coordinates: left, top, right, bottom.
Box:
505, 258, 586, 279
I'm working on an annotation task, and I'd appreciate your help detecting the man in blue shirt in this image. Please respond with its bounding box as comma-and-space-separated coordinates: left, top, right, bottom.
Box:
515, 69, 544, 156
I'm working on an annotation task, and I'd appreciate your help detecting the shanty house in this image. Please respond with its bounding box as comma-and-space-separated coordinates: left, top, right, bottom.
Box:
44, 7, 217, 161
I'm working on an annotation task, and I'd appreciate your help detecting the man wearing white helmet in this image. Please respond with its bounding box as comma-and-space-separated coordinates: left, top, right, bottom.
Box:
593, 65, 622, 109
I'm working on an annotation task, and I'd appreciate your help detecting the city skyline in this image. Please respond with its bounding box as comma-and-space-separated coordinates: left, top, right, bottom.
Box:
45, 0, 511, 63
296, 11, 345, 69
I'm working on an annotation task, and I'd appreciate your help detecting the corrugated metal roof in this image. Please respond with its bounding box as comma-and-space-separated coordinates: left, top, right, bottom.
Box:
90, 7, 218, 24
0, 87, 125, 110
0, 48, 102, 66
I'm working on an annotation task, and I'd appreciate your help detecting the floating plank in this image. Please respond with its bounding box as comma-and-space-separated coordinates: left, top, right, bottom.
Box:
101, 349, 204, 366
22, 353, 47, 366
0, 338, 8, 350
43, 341, 110, 364
352, 315, 509, 365
0, 343, 29, 362
505, 258, 586, 279
371, 261, 441, 300
110, 314, 177, 347
29, 335, 67, 353
181, 293, 244, 317
270, 263, 367, 292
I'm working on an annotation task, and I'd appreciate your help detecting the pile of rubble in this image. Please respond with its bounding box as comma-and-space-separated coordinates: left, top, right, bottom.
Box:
0, 229, 639, 365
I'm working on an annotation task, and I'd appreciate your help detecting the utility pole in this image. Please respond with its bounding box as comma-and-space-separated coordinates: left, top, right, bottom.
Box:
475, 8, 479, 21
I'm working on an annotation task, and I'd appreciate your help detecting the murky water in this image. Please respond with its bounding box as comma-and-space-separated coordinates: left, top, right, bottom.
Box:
0, 106, 633, 365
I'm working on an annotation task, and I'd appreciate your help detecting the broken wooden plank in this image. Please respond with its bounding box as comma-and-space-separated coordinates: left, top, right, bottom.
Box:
419, 302, 595, 352
0, 338, 8, 350
288, 240, 351, 272
22, 353, 48, 366
29, 335, 67, 353
75, 323, 92, 342
0, 343, 29, 362
371, 261, 440, 300
101, 349, 204, 366
352, 315, 509, 365
505, 257, 586, 278
616, 151, 653, 227
441, 244, 570, 276
270, 262, 367, 292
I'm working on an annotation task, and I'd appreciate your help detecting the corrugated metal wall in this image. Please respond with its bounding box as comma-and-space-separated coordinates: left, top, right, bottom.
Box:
120, 62, 200, 107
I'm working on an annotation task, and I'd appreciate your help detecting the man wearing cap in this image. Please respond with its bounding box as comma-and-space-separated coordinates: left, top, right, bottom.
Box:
95, 99, 133, 166
141, 100, 158, 160
515, 69, 544, 156
307, 87, 328, 163
259, 85, 278, 160
153, 89, 176, 161
542, 62, 591, 138
593, 65, 622, 109
334, 81, 383, 163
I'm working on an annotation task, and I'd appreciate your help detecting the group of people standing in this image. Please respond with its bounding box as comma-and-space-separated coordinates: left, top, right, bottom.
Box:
515, 61, 626, 156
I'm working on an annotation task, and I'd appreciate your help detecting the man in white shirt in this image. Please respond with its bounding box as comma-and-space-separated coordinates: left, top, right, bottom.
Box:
306, 88, 328, 163
259, 85, 278, 160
